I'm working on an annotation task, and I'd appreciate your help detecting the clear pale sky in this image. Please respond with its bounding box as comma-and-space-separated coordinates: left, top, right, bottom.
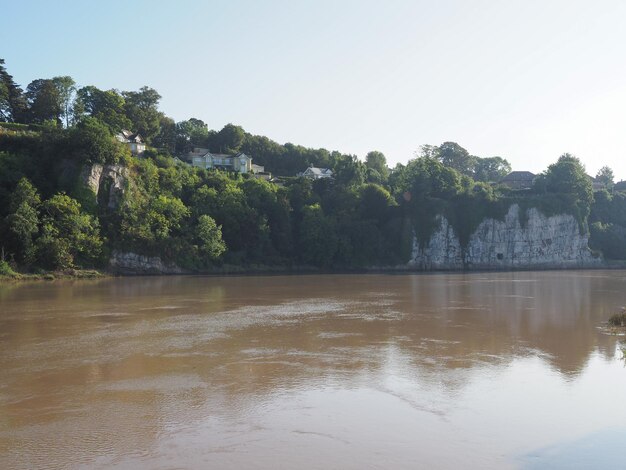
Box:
3, 0, 626, 179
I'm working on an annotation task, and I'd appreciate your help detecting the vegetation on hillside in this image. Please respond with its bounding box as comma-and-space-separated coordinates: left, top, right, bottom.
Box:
1, 58, 624, 274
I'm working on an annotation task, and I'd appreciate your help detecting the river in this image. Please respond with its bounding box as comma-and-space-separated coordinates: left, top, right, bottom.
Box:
1, 271, 625, 469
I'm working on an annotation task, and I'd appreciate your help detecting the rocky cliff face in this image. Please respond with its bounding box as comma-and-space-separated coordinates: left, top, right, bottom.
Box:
409, 204, 601, 270
81, 163, 128, 209
109, 251, 185, 275
82, 165, 183, 275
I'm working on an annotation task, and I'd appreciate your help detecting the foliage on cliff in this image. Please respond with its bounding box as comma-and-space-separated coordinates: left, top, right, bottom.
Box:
0, 130, 609, 271
0, 57, 622, 272
589, 191, 626, 259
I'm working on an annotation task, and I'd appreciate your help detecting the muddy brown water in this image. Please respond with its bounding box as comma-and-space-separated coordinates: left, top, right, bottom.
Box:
1, 271, 626, 469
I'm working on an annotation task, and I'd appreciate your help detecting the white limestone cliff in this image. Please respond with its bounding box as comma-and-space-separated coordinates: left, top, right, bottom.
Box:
109, 251, 185, 275
409, 204, 600, 270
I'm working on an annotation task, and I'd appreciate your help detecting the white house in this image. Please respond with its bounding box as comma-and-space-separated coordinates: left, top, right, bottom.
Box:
116, 130, 146, 155
190, 150, 253, 174
299, 166, 333, 179
251, 163, 265, 173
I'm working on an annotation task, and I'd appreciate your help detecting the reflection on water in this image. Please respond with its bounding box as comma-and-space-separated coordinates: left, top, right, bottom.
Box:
1, 271, 625, 469
521, 427, 626, 469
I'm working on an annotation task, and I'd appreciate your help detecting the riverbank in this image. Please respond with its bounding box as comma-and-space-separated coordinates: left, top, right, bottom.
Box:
0, 260, 626, 283
0, 265, 105, 282
4, 258, 626, 283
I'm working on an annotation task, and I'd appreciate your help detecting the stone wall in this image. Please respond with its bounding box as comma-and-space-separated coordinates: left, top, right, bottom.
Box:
409, 204, 601, 270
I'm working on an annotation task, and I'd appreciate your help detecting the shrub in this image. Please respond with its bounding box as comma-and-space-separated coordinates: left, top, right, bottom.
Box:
608, 310, 626, 327
0, 259, 17, 276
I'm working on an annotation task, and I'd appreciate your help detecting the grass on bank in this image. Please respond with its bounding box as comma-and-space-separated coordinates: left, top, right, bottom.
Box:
0, 260, 104, 281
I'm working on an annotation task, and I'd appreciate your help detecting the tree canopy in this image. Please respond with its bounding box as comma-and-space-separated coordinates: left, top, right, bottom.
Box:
1, 56, 624, 274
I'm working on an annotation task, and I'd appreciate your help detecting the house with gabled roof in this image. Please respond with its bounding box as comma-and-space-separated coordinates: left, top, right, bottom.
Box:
189, 149, 253, 174
499, 171, 535, 190
116, 130, 146, 155
299, 166, 333, 180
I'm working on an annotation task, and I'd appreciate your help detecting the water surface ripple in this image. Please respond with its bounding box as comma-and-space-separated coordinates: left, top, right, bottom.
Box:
1, 271, 625, 469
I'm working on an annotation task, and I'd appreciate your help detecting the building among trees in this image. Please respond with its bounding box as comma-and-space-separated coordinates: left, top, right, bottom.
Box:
189, 148, 253, 173
499, 171, 535, 190
299, 166, 334, 179
116, 130, 145, 155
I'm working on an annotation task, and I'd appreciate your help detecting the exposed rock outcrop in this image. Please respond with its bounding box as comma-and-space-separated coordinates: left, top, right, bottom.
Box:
409, 204, 601, 270
81, 163, 104, 193
109, 251, 185, 275
80, 164, 128, 209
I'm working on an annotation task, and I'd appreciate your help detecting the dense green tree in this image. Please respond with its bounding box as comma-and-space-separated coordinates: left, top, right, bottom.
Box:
5, 178, 41, 264
392, 157, 464, 247
122, 86, 162, 143
537, 153, 594, 225
190, 175, 257, 255
590, 222, 626, 259
195, 214, 226, 260
240, 133, 284, 169
395, 156, 462, 201
417, 144, 438, 159
435, 142, 477, 177
148, 195, 189, 240
365, 151, 389, 179
596, 166, 614, 186
358, 183, 395, 223
238, 132, 335, 176
0, 60, 10, 122
590, 189, 612, 223
74, 86, 131, 132
608, 192, 626, 227
365, 168, 383, 185
25, 79, 62, 125
212, 123, 245, 154
474, 156, 511, 182
589, 189, 626, 259
70, 117, 129, 164
36, 193, 102, 269
241, 178, 293, 258
52, 76, 76, 128
158, 165, 184, 196
0, 58, 27, 122
286, 177, 316, 214
333, 154, 366, 187
387, 162, 406, 193
117, 162, 191, 257
298, 204, 337, 266
8, 177, 40, 214
591, 191, 626, 227
315, 180, 356, 220
175, 118, 209, 154
152, 115, 177, 153
543, 154, 592, 195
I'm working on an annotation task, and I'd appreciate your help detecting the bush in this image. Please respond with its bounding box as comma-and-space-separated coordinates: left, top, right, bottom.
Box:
589, 222, 626, 260
70, 117, 129, 164
0, 259, 17, 276
608, 310, 626, 327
